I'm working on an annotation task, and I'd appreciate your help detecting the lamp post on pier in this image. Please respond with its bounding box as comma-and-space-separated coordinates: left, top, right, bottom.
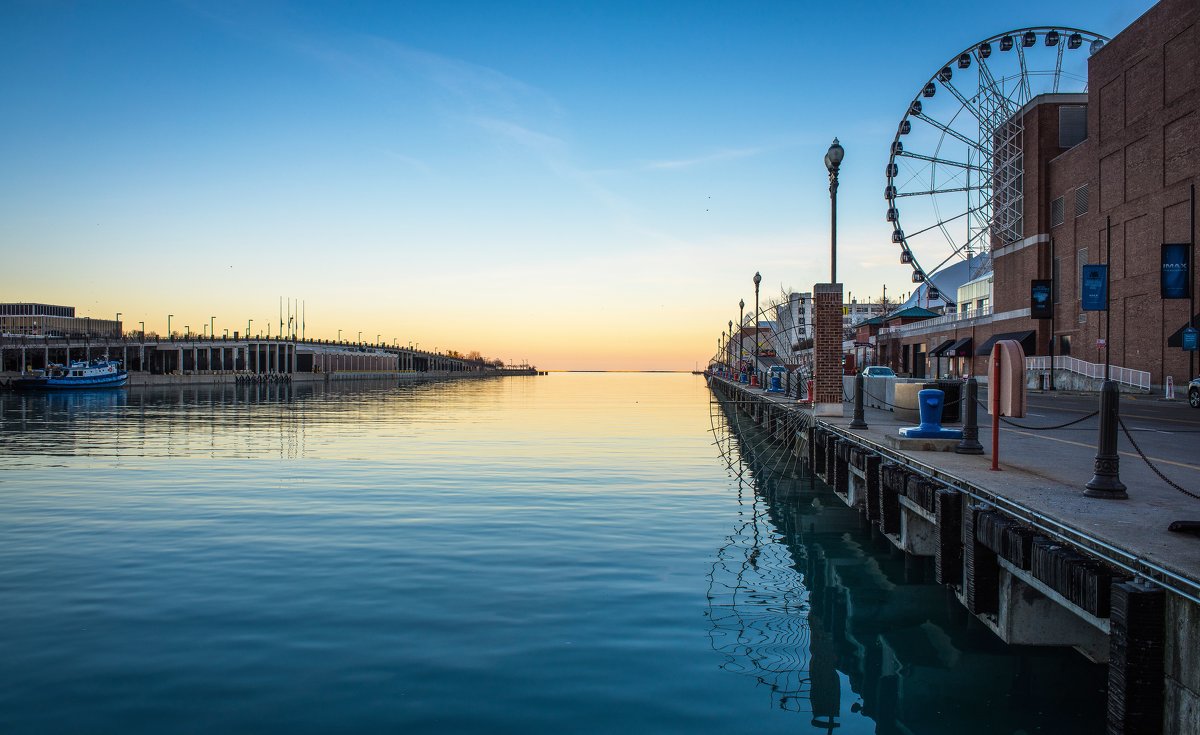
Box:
248, 319, 253, 338
728, 320, 733, 374
738, 299, 745, 383
752, 272, 761, 387
168, 314, 173, 340
824, 138, 844, 284
210, 316, 215, 341
116, 313, 122, 339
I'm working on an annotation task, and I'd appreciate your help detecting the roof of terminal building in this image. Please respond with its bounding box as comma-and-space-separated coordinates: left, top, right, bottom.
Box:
852, 314, 888, 327
883, 306, 940, 322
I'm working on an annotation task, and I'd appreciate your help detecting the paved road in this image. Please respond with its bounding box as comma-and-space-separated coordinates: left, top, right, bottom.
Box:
977, 389, 1200, 479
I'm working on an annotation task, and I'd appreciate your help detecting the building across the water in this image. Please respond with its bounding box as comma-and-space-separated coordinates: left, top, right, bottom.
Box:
0, 303, 122, 339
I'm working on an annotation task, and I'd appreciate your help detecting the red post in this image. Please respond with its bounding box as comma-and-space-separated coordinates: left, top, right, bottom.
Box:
991, 347, 1001, 471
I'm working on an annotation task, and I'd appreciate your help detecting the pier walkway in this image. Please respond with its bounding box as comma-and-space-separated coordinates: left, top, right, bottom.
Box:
823, 391, 1200, 598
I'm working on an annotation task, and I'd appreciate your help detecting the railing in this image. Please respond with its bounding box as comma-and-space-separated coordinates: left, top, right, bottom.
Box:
877, 306, 993, 338
1026, 355, 1151, 391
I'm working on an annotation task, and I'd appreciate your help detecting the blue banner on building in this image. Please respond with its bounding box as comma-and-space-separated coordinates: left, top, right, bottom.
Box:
1161, 243, 1191, 299
1030, 279, 1053, 319
1081, 264, 1108, 311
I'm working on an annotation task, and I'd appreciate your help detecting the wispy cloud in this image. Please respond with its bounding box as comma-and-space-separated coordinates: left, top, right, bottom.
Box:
644, 147, 765, 171
468, 117, 567, 154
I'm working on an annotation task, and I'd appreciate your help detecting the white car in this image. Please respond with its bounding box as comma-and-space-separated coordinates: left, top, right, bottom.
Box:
861, 366, 896, 378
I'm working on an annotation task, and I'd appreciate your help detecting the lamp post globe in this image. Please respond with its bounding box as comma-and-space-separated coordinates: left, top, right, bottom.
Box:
825, 138, 843, 284
824, 138, 844, 172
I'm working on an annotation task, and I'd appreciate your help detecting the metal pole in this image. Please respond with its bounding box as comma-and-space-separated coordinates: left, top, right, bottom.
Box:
849, 372, 867, 429
1191, 183, 1196, 380
728, 321, 733, 374
956, 377, 984, 454
753, 273, 761, 386
830, 166, 838, 283
1049, 236, 1056, 390
991, 348, 1001, 471
1085, 381, 1128, 498
1105, 216, 1112, 382
738, 300, 745, 382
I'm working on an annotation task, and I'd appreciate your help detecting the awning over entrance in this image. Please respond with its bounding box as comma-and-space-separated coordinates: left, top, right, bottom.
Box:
975, 330, 1036, 356
928, 338, 956, 357
945, 336, 973, 357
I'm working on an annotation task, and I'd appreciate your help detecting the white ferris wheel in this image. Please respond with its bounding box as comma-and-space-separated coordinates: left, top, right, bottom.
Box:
885, 27, 1110, 305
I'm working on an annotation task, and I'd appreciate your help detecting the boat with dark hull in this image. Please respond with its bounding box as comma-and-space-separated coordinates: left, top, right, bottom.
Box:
11, 359, 128, 390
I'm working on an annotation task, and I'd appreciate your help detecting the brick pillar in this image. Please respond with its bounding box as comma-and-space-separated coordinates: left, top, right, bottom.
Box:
812, 282, 844, 416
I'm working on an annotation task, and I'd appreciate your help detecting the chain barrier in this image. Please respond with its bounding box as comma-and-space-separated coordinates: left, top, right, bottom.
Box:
858, 386, 965, 411
975, 398, 1099, 430
1117, 416, 1200, 501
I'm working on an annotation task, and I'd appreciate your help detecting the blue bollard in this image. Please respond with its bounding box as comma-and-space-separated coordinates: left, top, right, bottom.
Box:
766, 367, 783, 393
899, 389, 963, 439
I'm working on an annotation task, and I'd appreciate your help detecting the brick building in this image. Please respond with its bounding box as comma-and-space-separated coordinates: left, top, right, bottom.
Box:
879, 0, 1199, 388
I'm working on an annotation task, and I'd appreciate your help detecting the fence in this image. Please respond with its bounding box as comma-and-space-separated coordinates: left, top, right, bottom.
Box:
1026, 355, 1151, 391
877, 306, 994, 338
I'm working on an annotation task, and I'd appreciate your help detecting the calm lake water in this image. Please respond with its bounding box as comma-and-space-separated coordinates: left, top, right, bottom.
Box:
0, 373, 1105, 733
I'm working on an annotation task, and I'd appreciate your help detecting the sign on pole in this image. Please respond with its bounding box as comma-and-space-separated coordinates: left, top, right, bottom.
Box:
1161, 243, 1192, 299
1030, 279, 1053, 319
1183, 327, 1199, 352
1081, 264, 1108, 311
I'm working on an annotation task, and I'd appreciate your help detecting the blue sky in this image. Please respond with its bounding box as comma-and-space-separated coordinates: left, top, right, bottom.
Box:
0, 0, 1155, 369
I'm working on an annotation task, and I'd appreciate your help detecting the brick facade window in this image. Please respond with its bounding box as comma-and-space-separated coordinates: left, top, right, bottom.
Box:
1051, 196, 1065, 227
1074, 184, 1089, 217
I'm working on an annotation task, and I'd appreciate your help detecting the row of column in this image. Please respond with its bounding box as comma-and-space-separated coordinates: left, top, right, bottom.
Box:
1, 341, 480, 375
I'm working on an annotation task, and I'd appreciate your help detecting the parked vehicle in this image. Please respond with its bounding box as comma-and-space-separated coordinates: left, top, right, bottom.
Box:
1189, 377, 1199, 408
861, 366, 896, 378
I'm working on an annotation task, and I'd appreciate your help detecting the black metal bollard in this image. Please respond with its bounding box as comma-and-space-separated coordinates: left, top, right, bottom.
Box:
955, 377, 984, 454
1085, 380, 1128, 498
849, 372, 868, 429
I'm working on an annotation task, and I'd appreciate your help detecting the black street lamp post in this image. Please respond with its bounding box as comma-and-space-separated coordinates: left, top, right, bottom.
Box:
825, 138, 844, 284
738, 299, 745, 382
727, 320, 733, 374
753, 272, 762, 387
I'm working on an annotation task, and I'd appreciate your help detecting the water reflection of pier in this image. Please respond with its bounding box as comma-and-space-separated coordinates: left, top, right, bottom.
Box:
708, 394, 1106, 734
0, 380, 422, 461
